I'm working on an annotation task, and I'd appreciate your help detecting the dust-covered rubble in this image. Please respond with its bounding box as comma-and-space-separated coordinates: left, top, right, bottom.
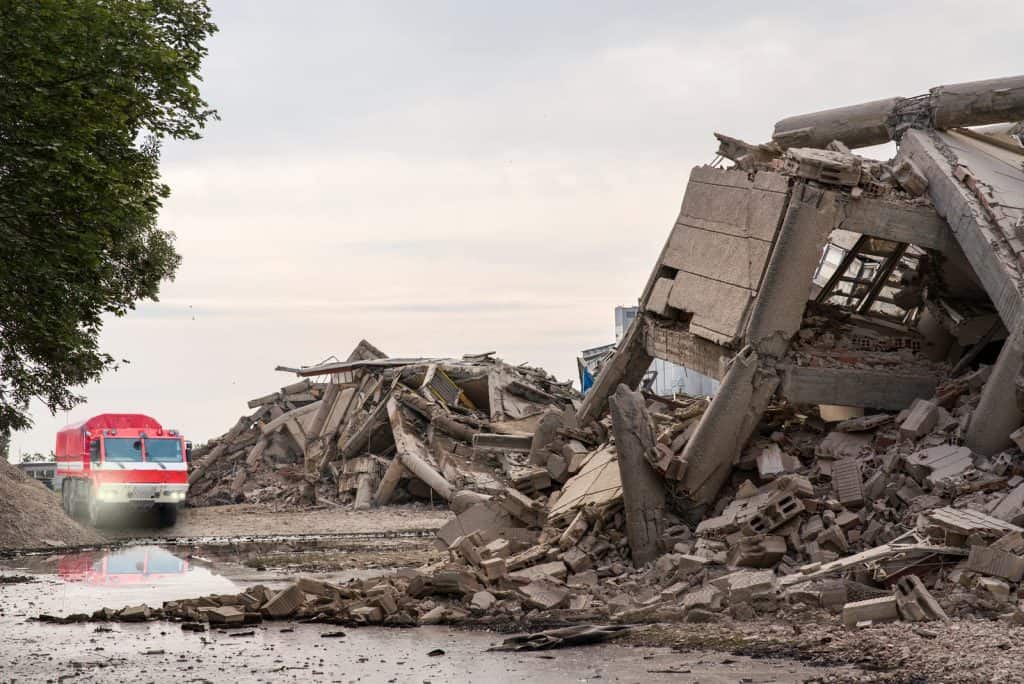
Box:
64, 75, 1024, 677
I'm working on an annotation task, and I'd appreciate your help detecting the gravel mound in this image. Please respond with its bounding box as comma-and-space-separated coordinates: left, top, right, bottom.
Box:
0, 460, 103, 550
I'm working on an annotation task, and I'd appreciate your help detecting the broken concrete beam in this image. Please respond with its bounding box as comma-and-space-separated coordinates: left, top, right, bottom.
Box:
679, 347, 779, 510
774, 75, 1024, 151
247, 391, 281, 409
773, 97, 902, 150
472, 433, 533, 451
905, 445, 974, 488
386, 397, 454, 501
783, 148, 861, 186
372, 456, 407, 506
930, 74, 1024, 129
899, 400, 939, 440
261, 400, 321, 436
967, 545, 1024, 582
841, 596, 899, 627
967, 329, 1024, 456
353, 470, 379, 510
608, 384, 667, 567
577, 312, 653, 425
778, 365, 941, 412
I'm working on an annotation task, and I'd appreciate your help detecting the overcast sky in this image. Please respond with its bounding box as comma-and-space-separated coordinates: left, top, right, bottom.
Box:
12, 0, 1024, 457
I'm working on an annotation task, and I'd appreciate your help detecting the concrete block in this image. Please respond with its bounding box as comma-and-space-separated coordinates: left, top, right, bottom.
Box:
558, 511, 589, 550
905, 445, 974, 487
263, 585, 305, 618
645, 277, 675, 317
894, 575, 948, 622
729, 535, 787, 568
350, 605, 385, 624
967, 545, 1024, 582
743, 493, 805, 535
681, 585, 724, 612
470, 591, 497, 611
561, 547, 593, 574
832, 459, 865, 509
497, 487, 546, 527
508, 561, 568, 583
481, 557, 507, 581
207, 606, 245, 625
842, 596, 899, 627
899, 400, 939, 440
518, 579, 570, 610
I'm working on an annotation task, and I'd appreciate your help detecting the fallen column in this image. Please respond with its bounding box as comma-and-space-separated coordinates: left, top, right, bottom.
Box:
385, 397, 455, 501
773, 74, 1024, 150
966, 328, 1024, 455
608, 384, 666, 566
678, 182, 836, 508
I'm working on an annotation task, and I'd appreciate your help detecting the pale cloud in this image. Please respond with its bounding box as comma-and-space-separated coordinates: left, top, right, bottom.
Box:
12, 0, 1024, 456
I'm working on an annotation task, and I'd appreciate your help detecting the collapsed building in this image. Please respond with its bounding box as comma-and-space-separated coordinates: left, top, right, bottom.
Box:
150, 75, 1024, 634
187, 341, 579, 508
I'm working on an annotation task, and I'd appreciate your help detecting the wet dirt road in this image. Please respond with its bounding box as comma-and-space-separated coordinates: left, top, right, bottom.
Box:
0, 544, 861, 683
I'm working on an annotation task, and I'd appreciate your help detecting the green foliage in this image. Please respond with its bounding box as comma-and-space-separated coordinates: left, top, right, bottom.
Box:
0, 0, 217, 431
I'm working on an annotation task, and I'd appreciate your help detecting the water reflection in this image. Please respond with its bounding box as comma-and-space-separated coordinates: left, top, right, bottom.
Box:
57, 546, 193, 586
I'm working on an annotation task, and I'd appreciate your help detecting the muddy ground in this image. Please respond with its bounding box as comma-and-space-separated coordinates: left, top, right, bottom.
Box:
1, 504, 1019, 682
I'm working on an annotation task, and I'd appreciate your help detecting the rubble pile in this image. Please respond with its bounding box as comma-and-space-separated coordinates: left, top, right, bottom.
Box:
82, 75, 1024, 638
187, 340, 579, 508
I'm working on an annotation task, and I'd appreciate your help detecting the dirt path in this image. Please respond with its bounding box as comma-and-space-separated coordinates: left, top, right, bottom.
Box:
102, 502, 452, 542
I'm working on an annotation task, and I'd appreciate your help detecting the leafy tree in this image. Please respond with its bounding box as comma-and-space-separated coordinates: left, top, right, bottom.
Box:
20, 451, 54, 463
0, 0, 217, 431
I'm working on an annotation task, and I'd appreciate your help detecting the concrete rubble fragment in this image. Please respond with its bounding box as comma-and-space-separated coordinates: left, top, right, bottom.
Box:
62, 74, 1024, 642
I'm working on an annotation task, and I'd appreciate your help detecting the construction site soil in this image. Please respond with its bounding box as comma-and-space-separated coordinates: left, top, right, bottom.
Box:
0, 459, 102, 551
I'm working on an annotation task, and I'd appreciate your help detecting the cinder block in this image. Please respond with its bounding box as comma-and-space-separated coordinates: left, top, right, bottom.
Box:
842, 596, 899, 627
967, 544, 1024, 582
832, 459, 864, 508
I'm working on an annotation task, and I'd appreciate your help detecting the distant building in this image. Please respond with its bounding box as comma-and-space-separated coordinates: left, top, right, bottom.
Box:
579, 306, 720, 399
17, 461, 57, 490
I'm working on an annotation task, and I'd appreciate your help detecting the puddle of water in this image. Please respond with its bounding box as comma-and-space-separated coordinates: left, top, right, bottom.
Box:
0, 545, 238, 616
0, 547, 860, 683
